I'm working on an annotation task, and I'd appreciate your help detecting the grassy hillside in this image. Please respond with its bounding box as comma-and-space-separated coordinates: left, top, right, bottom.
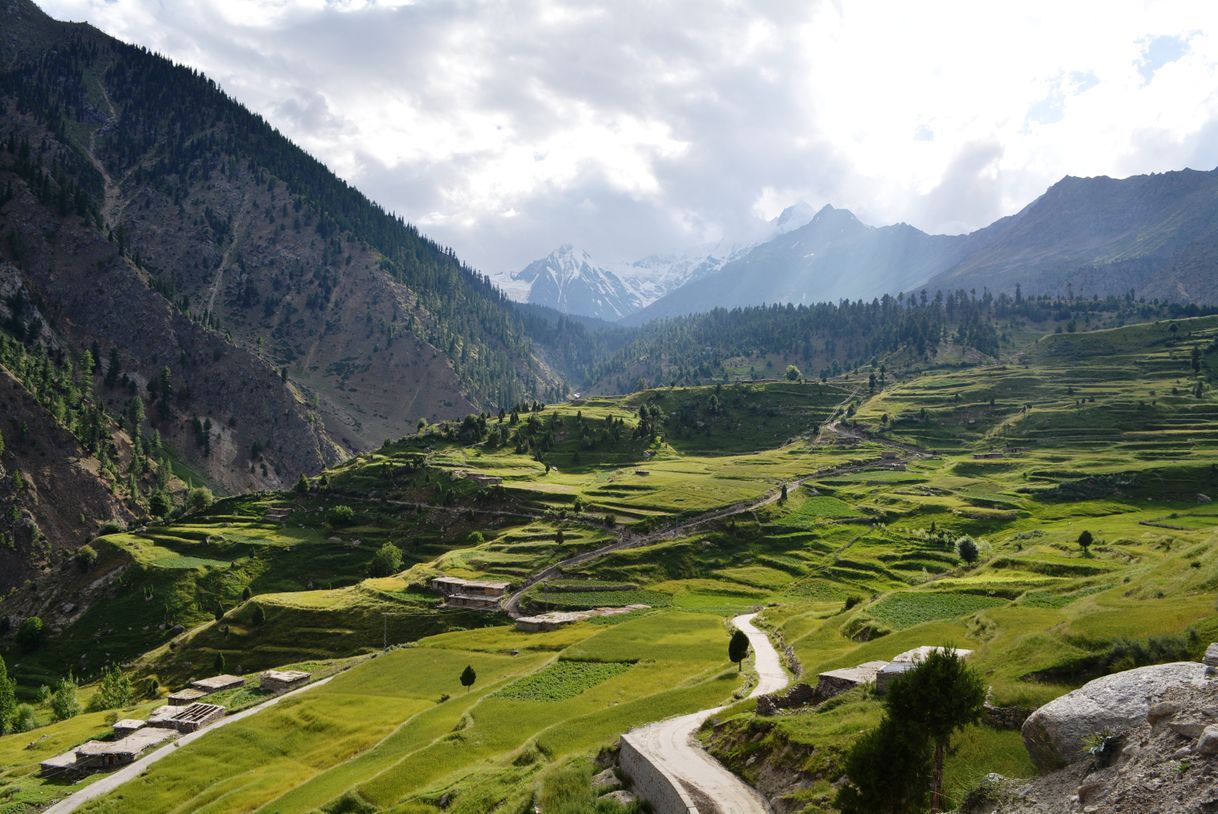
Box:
2, 318, 1217, 813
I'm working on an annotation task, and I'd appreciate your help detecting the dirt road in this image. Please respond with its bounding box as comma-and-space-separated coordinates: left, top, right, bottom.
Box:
623, 612, 788, 814
44, 674, 336, 814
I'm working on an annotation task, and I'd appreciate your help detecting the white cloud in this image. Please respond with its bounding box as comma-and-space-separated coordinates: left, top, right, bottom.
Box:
38, 0, 1218, 274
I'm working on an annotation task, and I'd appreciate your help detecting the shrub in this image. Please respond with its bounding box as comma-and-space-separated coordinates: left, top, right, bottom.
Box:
252, 604, 266, 626
11, 704, 36, 733
1104, 629, 1199, 672
368, 543, 403, 577
956, 535, 980, 564
73, 544, 98, 572
50, 676, 80, 721
148, 491, 172, 518
837, 716, 931, 814
328, 505, 356, 527
185, 487, 214, 514
87, 665, 134, 711
16, 617, 44, 651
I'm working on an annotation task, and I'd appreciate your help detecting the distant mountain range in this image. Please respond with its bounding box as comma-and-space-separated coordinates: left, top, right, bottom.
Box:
510, 168, 1218, 323
503, 202, 818, 322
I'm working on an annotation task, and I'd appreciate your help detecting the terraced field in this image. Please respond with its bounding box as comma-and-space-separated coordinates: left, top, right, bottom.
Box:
4, 320, 1218, 813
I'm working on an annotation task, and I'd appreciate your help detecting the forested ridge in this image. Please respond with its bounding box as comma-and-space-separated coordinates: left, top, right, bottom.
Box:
0, 13, 551, 409
579, 289, 1218, 391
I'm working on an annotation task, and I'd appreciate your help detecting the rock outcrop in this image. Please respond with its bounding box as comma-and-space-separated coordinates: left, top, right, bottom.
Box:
968, 677, 1218, 814
1021, 661, 1209, 770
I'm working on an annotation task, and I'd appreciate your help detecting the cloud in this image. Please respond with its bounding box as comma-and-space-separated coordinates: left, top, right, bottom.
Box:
37, 0, 1218, 275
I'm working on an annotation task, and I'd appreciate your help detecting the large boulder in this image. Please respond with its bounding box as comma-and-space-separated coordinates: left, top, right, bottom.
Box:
1021, 661, 1209, 770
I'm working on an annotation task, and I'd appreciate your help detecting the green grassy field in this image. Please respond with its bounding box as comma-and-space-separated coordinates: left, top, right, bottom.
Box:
4, 318, 1218, 813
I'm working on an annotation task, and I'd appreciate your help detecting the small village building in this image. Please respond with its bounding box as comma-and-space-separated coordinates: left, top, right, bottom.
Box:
39, 751, 84, 780
261, 669, 311, 693
74, 727, 177, 770
466, 473, 502, 487
148, 702, 225, 732
113, 719, 145, 737
263, 506, 291, 523
875, 646, 973, 695
814, 661, 890, 699
189, 674, 245, 694
430, 576, 511, 611
515, 605, 649, 632
167, 687, 207, 706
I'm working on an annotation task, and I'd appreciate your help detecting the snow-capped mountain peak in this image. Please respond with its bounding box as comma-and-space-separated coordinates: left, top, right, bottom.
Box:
509, 246, 644, 321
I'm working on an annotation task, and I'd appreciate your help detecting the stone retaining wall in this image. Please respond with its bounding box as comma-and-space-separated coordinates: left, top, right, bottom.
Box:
619, 734, 699, 814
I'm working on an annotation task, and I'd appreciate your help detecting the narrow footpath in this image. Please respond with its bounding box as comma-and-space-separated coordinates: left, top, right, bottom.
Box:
623, 612, 788, 814
44, 674, 336, 814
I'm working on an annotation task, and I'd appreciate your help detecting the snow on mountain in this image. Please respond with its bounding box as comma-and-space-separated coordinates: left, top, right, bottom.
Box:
498, 202, 820, 321
508, 245, 645, 321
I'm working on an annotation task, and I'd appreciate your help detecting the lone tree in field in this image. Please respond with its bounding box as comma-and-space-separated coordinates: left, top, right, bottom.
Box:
956, 535, 979, 564
369, 543, 404, 577
1077, 529, 1094, 555
460, 664, 477, 693
785, 364, 802, 382
728, 629, 750, 672
885, 648, 986, 812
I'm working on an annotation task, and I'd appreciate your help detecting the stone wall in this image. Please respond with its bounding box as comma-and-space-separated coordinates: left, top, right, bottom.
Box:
619, 734, 699, 814
984, 703, 1031, 730
756, 683, 818, 716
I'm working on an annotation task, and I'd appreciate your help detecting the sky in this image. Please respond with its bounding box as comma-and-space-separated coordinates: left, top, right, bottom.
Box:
39, 0, 1218, 277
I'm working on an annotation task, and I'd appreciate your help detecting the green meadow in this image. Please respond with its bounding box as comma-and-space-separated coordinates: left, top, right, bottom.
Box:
4, 319, 1218, 812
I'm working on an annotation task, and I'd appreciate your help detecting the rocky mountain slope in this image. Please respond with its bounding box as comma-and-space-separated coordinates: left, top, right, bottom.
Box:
625, 168, 1218, 321
0, 0, 559, 502
631, 205, 968, 321
926, 167, 1218, 302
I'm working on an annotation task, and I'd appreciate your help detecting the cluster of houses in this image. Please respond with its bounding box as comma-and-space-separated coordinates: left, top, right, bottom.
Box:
40, 668, 312, 780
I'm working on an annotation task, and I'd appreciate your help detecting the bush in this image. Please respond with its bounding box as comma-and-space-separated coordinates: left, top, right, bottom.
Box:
16, 617, 44, 651
328, 505, 356, 527
185, 487, 214, 514
73, 544, 98, 572
148, 491, 172, 518
956, 535, 980, 564
837, 716, 931, 814
50, 676, 80, 721
1104, 629, 1199, 672
368, 543, 403, 577
87, 665, 134, 711
11, 704, 36, 733
252, 604, 266, 626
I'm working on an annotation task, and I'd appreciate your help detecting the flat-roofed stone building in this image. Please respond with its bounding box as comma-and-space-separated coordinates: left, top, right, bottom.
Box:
189, 674, 245, 694
260, 669, 311, 693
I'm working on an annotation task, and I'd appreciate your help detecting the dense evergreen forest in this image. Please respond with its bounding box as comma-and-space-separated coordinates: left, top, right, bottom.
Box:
0, 27, 550, 408
574, 289, 1218, 392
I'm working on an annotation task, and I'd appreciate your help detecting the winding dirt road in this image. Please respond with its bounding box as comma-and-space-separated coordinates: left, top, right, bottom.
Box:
623, 612, 788, 814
